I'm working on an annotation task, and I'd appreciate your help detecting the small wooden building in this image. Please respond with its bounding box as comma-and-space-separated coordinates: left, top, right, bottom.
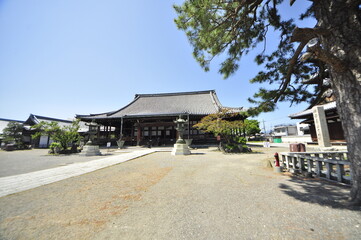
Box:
76, 90, 246, 146
289, 102, 346, 144
23, 114, 73, 148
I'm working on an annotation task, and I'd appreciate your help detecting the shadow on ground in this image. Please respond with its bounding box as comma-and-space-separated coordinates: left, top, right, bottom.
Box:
279, 175, 361, 211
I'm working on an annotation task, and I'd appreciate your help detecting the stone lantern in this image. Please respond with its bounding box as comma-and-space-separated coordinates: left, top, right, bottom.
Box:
80, 120, 101, 156
175, 117, 187, 144
86, 120, 98, 145
171, 115, 191, 155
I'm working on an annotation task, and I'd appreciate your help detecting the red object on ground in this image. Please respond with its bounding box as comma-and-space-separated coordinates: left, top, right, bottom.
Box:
274, 152, 280, 167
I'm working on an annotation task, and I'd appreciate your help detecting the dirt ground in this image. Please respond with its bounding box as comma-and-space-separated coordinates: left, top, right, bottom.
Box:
0, 146, 360, 240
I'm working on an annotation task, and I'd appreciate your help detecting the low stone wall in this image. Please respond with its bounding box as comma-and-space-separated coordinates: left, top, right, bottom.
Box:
279, 151, 351, 184
280, 135, 312, 143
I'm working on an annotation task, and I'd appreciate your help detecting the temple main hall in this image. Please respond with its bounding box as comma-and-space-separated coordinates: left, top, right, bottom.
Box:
76, 90, 246, 146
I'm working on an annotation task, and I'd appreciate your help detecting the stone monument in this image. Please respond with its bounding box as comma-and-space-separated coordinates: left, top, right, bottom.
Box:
312, 106, 332, 150
79, 120, 102, 156
171, 115, 191, 155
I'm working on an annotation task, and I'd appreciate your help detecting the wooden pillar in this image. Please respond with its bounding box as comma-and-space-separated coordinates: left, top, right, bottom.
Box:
187, 114, 190, 139
120, 117, 123, 139
137, 125, 141, 146
97, 126, 100, 143
131, 122, 134, 141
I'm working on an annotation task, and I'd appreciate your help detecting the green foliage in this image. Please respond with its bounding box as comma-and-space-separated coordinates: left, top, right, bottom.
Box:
193, 109, 245, 145
174, 0, 317, 114
194, 109, 253, 153
49, 142, 61, 149
31, 120, 80, 151
243, 119, 261, 136
2, 122, 24, 147
225, 144, 237, 151
49, 142, 62, 152
31, 121, 61, 140
235, 136, 247, 145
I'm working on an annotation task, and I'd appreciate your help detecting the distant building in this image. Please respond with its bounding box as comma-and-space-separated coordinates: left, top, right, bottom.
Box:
296, 122, 310, 136
23, 114, 73, 148
77, 90, 246, 146
273, 125, 298, 137
271, 123, 312, 144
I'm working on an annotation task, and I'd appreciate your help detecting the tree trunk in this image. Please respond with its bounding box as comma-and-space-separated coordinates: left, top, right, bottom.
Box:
314, 0, 361, 205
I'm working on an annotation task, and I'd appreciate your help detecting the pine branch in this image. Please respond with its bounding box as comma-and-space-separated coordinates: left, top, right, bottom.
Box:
274, 41, 307, 103
308, 45, 347, 72
290, 27, 330, 43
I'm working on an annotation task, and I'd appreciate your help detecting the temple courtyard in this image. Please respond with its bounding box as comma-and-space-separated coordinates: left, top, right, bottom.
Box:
0, 146, 360, 239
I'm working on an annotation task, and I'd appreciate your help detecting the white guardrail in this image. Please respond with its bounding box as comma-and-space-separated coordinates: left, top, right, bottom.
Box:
279, 151, 351, 184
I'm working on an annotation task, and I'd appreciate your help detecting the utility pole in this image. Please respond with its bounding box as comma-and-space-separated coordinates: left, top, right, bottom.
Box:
262, 119, 266, 135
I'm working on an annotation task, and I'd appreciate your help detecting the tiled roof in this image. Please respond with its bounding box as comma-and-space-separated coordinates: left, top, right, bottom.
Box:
24, 114, 73, 125
289, 101, 337, 119
77, 90, 244, 120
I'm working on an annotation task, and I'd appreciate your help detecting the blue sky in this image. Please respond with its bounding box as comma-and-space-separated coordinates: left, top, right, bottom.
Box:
0, 0, 315, 132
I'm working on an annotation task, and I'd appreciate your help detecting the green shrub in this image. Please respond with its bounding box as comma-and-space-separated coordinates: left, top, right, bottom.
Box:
235, 136, 246, 145
49, 142, 62, 154
32, 120, 80, 151
49, 142, 61, 150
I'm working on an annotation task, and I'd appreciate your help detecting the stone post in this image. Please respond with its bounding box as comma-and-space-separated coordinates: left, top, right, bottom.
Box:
312, 106, 331, 148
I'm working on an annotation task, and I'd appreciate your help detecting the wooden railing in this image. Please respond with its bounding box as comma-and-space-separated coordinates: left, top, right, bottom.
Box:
279, 151, 351, 184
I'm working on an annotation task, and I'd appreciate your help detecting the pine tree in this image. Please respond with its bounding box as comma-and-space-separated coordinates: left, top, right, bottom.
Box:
174, 0, 361, 205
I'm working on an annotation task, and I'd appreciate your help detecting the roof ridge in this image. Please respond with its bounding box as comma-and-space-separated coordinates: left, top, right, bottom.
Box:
106, 95, 141, 117
31, 114, 73, 123
209, 91, 222, 112
289, 101, 337, 118
135, 90, 215, 98
0, 118, 24, 123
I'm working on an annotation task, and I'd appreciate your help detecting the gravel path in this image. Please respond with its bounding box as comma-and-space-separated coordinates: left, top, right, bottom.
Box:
0, 146, 360, 239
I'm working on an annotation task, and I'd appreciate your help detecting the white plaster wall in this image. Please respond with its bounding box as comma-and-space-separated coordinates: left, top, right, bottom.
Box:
0, 120, 10, 134
39, 135, 49, 148
281, 135, 312, 143
297, 123, 310, 136
287, 126, 298, 135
